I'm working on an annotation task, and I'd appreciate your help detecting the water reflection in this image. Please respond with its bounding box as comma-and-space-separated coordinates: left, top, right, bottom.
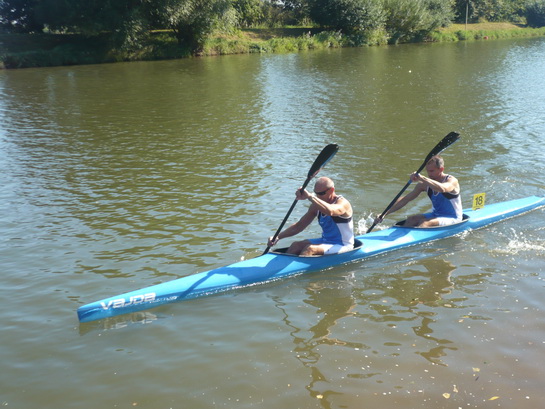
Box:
270, 273, 363, 408
362, 258, 459, 365
79, 311, 159, 335
0, 61, 281, 281
271, 256, 476, 405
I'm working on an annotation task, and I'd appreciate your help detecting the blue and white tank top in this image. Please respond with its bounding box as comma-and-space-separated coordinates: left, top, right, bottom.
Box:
317, 196, 354, 246
426, 175, 462, 220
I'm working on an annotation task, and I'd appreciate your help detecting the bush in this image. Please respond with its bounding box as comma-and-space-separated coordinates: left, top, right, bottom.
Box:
314, 30, 345, 46
384, 0, 451, 43
309, 0, 386, 34
526, 0, 545, 27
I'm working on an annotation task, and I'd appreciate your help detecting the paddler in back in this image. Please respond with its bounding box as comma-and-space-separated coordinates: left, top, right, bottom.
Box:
267, 177, 354, 255
374, 155, 462, 227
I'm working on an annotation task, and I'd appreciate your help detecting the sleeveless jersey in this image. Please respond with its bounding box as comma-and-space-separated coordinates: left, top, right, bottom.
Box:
426, 175, 463, 220
317, 196, 354, 246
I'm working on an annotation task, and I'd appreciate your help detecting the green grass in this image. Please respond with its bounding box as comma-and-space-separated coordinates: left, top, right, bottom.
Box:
430, 22, 545, 42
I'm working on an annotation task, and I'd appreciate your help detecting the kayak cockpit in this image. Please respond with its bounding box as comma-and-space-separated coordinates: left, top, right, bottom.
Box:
393, 214, 469, 229
271, 238, 364, 257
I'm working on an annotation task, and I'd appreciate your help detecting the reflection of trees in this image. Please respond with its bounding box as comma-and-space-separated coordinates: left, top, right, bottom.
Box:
359, 257, 460, 365
272, 257, 472, 405
271, 276, 363, 409
412, 315, 456, 365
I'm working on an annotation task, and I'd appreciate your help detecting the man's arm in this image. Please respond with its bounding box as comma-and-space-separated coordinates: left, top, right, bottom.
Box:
279, 208, 316, 239
380, 183, 425, 219
268, 207, 316, 246
308, 195, 352, 218
296, 187, 352, 218
413, 174, 459, 194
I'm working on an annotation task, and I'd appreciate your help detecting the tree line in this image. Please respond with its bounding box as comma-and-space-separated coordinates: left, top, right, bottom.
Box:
2, 0, 545, 52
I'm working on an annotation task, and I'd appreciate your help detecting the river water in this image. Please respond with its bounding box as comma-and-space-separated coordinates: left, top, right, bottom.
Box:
1, 37, 545, 409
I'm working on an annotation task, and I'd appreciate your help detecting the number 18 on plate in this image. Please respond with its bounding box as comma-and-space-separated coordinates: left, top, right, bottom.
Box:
472, 193, 486, 210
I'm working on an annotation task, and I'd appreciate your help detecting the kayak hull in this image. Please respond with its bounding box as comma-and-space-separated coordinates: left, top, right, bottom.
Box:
77, 196, 545, 323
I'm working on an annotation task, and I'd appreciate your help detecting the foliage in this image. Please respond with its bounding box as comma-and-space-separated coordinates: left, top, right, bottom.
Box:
0, 0, 43, 32
148, 0, 235, 52
281, 0, 312, 25
33, 0, 146, 36
258, 0, 304, 27
2, 0, 545, 64
452, 0, 528, 23
0, 0, 534, 40
306, 0, 452, 43
525, 0, 545, 27
308, 0, 386, 33
232, 0, 264, 27
3, 23, 545, 68
197, 29, 345, 55
426, 0, 456, 26
472, 0, 510, 21
384, 0, 454, 43
1, 0, 237, 53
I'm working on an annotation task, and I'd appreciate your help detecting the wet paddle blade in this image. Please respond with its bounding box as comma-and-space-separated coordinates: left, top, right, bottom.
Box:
307, 144, 339, 180
424, 131, 460, 165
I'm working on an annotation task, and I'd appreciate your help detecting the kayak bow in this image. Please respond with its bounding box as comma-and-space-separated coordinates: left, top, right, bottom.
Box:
77, 196, 545, 323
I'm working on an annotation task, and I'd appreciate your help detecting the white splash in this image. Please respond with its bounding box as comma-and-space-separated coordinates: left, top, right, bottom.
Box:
356, 213, 388, 234
498, 228, 545, 255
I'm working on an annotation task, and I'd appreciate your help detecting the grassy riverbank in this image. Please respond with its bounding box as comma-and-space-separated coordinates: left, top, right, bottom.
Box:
432, 22, 545, 41
2, 23, 545, 69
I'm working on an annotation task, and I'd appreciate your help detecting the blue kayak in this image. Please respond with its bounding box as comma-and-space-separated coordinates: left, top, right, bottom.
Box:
77, 196, 545, 323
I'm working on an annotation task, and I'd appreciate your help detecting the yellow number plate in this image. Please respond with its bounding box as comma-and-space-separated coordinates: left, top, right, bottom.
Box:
472, 193, 486, 210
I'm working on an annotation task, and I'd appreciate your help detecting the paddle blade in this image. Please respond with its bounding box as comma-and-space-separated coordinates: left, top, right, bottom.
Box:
425, 131, 460, 162
307, 144, 339, 178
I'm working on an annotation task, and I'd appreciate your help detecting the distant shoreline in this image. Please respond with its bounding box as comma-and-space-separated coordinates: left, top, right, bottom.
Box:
2, 23, 545, 70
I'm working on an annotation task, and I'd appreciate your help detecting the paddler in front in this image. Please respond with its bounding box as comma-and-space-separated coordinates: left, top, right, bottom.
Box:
267, 177, 354, 255
374, 155, 462, 227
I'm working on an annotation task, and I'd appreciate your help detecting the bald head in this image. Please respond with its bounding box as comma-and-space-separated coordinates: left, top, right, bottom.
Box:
314, 177, 334, 191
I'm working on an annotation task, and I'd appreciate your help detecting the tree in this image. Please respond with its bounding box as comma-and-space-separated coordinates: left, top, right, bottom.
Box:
0, 0, 237, 53
29, 0, 154, 50
0, 0, 43, 32
308, 0, 386, 34
232, 0, 264, 27
427, 0, 455, 27
526, 0, 545, 27
384, 0, 453, 43
155, 0, 234, 52
453, 0, 527, 23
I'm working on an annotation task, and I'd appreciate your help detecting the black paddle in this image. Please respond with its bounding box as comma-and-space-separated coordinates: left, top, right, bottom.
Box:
366, 131, 461, 233
263, 144, 339, 254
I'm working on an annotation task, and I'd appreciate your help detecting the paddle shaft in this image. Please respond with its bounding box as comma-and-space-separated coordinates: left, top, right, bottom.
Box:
262, 178, 312, 255
365, 169, 422, 234
366, 132, 460, 233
